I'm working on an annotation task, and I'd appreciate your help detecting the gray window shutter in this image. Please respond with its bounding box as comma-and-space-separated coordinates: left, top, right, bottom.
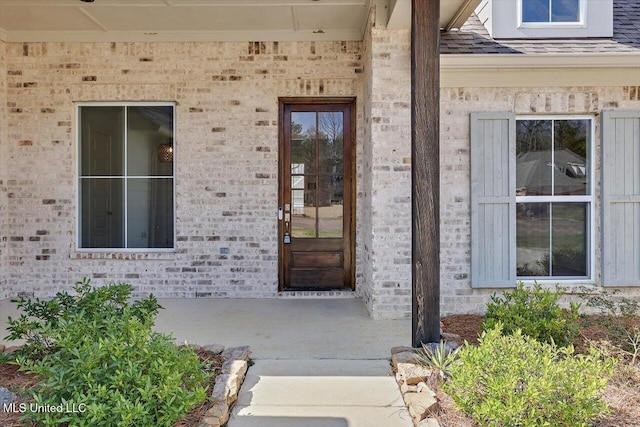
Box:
602, 111, 640, 287
470, 112, 516, 288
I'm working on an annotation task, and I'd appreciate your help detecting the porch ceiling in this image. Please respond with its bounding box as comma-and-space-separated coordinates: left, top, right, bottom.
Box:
0, 0, 474, 42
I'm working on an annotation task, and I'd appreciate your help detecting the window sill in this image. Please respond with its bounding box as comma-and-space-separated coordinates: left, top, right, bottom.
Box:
70, 251, 177, 261
518, 23, 586, 29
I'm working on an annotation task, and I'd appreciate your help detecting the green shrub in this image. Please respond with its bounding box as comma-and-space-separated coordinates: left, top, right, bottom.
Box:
481, 282, 580, 346
445, 325, 614, 427
6, 278, 161, 359
6, 279, 210, 427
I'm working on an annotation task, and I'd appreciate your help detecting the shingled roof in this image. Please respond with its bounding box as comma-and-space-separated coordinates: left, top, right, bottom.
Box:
441, 0, 640, 54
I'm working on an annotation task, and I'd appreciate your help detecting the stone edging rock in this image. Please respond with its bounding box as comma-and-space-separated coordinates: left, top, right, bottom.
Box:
193, 344, 252, 427
391, 332, 463, 427
1, 343, 251, 427
391, 346, 440, 427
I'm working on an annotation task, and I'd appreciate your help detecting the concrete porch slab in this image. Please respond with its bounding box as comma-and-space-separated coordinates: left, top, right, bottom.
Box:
153, 298, 411, 360
1, 298, 411, 360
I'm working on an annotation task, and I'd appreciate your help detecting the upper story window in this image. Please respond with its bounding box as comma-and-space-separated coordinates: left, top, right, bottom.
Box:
476, 0, 612, 39
522, 0, 580, 24
77, 103, 175, 250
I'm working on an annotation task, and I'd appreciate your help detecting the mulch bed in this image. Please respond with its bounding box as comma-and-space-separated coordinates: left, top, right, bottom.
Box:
0, 363, 40, 427
0, 348, 225, 427
436, 314, 640, 427
175, 349, 226, 427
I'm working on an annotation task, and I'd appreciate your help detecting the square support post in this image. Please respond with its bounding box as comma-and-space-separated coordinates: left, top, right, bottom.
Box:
411, 0, 441, 346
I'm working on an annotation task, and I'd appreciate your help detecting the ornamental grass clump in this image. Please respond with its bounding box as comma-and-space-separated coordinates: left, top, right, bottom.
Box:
5, 279, 210, 427
416, 341, 461, 381
445, 324, 614, 427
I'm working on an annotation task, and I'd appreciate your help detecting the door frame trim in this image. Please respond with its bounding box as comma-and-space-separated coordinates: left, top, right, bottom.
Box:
277, 97, 357, 292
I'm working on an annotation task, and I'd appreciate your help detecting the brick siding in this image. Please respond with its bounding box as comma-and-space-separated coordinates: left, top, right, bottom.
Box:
2, 32, 640, 316
0, 40, 365, 300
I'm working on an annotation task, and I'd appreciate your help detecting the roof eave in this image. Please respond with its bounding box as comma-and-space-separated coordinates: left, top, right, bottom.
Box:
440, 53, 640, 88
441, 53, 640, 70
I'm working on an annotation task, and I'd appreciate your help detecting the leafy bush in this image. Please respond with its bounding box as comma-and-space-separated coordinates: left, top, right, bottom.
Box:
481, 282, 580, 346
445, 325, 614, 427
6, 279, 210, 426
6, 278, 161, 359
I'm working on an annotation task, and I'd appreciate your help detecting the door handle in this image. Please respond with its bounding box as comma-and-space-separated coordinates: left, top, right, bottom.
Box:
280, 206, 291, 244
283, 211, 291, 244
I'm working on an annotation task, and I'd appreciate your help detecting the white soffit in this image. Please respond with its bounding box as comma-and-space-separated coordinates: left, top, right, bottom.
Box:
387, 0, 481, 30
0, 0, 371, 42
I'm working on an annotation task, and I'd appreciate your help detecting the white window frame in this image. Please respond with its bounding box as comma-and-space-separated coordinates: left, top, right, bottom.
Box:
75, 101, 177, 253
518, 0, 587, 29
515, 115, 595, 284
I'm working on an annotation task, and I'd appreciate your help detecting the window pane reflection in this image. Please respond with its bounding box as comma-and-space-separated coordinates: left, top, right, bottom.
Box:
81, 178, 124, 249
291, 189, 316, 238
127, 106, 174, 176
517, 202, 550, 276
551, 203, 587, 277
318, 175, 343, 238
318, 112, 344, 174
517, 202, 588, 277
80, 106, 124, 176
516, 120, 552, 196
291, 112, 316, 174
127, 178, 174, 248
552, 0, 579, 22
523, 0, 550, 22
553, 119, 589, 195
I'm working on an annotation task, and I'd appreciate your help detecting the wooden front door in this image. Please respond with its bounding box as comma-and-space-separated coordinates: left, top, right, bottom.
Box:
279, 98, 355, 290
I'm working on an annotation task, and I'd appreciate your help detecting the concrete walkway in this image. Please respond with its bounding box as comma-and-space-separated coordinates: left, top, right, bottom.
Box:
228, 359, 412, 427
1, 297, 413, 427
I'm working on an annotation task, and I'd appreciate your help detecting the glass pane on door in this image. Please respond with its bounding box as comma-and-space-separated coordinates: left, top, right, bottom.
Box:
318, 175, 343, 238
291, 189, 316, 238
318, 112, 344, 174
291, 112, 316, 174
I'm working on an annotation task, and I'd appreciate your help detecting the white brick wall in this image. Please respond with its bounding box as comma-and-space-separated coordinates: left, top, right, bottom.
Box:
2, 40, 365, 300
440, 86, 640, 314
2, 33, 640, 316
361, 25, 413, 320
0, 40, 7, 297
360, 12, 374, 315
360, 23, 640, 316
